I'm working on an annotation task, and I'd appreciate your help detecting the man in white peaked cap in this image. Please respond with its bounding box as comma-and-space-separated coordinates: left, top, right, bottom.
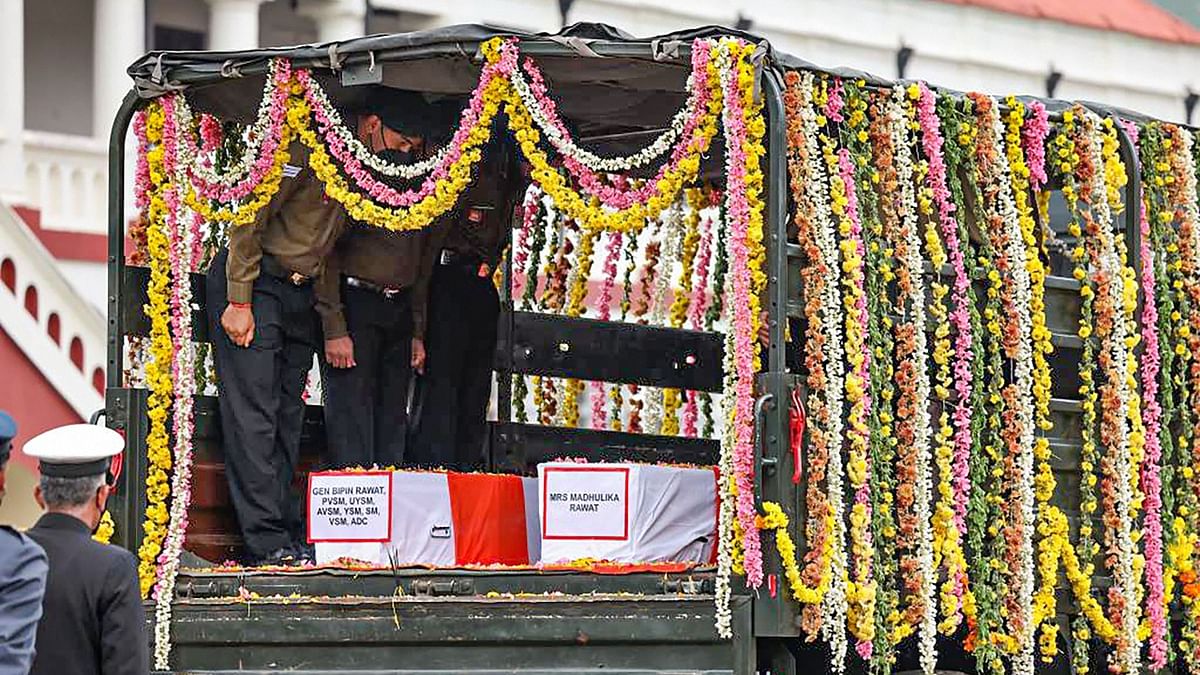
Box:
24, 423, 148, 675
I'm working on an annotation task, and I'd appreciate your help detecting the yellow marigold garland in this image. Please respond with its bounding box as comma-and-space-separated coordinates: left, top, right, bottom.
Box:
560, 226, 600, 427
138, 102, 176, 597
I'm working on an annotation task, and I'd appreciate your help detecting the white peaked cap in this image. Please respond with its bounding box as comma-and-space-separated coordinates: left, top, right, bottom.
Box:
24, 424, 124, 478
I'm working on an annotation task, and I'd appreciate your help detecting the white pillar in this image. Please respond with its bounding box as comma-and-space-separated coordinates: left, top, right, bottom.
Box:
206, 0, 271, 51
0, 0, 22, 201
298, 0, 367, 43
93, 0, 145, 142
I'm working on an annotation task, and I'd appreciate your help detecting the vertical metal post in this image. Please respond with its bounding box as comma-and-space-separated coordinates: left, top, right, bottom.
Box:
764, 70, 788, 374
106, 91, 142, 390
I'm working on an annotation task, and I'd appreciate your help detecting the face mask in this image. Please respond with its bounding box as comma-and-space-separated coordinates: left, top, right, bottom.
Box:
377, 148, 414, 164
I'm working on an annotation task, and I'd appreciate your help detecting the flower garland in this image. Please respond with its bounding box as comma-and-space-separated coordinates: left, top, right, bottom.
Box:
820, 78, 877, 657
785, 71, 849, 658
660, 190, 705, 436
886, 85, 937, 671
700, 206, 730, 441
1122, 119, 1169, 670
716, 36, 767, 591
558, 225, 600, 428
970, 93, 1037, 674
136, 103, 176, 599
643, 201, 687, 433
682, 194, 718, 437
1002, 96, 1058, 664
590, 230, 623, 430
152, 94, 201, 670
915, 82, 974, 636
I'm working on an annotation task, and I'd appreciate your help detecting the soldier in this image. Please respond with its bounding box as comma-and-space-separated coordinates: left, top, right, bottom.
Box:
0, 411, 48, 675
317, 90, 442, 469
24, 424, 149, 675
206, 132, 346, 566
410, 133, 523, 470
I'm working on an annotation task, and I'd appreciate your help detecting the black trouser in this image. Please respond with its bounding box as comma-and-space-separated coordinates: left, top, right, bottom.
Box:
321, 283, 414, 469
410, 263, 499, 470
206, 248, 317, 560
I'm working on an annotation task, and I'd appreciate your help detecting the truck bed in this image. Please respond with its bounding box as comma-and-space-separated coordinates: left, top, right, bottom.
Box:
154, 566, 747, 674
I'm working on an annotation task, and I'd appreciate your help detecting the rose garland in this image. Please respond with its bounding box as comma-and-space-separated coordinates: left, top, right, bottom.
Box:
136, 104, 176, 599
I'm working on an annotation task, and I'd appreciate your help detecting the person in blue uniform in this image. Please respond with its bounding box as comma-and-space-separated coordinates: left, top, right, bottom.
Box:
0, 411, 48, 675
23, 424, 148, 675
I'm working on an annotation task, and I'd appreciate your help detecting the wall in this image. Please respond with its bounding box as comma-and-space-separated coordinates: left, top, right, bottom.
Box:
0, 326, 83, 529
24, 0, 94, 136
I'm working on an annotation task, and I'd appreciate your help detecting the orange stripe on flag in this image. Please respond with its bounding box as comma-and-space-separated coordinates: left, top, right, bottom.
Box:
447, 472, 531, 565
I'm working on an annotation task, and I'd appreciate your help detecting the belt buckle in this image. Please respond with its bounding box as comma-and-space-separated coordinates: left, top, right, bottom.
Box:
439, 249, 452, 266
289, 272, 308, 286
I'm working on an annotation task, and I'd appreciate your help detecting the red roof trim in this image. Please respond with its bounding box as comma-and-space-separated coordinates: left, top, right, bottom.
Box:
933, 0, 1200, 45
12, 206, 109, 263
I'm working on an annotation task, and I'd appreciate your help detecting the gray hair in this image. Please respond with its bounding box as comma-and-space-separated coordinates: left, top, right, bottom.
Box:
39, 473, 105, 509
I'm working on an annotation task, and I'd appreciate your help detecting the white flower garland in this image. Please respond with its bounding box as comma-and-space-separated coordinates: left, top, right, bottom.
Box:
714, 268, 739, 639
985, 102, 1038, 675
301, 74, 450, 179
1081, 112, 1141, 674
890, 86, 938, 675
795, 72, 849, 668
153, 98, 200, 670
507, 59, 699, 173
641, 200, 686, 434
188, 59, 286, 187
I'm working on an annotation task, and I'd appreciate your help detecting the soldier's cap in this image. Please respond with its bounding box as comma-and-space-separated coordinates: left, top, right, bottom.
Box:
24, 424, 124, 479
0, 410, 15, 465
362, 87, 438, 139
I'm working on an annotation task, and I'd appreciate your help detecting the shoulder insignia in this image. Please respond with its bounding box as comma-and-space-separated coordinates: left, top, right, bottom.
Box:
282, 163, 302, 178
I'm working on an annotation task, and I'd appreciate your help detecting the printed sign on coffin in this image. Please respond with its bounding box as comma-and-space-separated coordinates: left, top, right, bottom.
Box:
537, 462, 718, 564
314, 471, 540, 566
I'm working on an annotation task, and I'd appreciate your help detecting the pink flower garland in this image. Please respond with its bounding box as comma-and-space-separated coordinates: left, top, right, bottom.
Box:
682, 206, 716, 437
295, 41, 516, 209
916, 84, 974, 542
1121, 119, 1168, 668
187, 59, 292, 204
590, 231, 623, 429
511, 187, 540, 301
1023, 101, 1050, 190
838, 146, 874, 660
721, 44, 764, 588
517, 41, 714, 210
134, 112, 151, 213
199, 114, 223, 153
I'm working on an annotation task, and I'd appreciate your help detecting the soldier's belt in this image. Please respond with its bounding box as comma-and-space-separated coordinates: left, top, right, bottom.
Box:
261, 255, 312, 286
345, 275, 410, 300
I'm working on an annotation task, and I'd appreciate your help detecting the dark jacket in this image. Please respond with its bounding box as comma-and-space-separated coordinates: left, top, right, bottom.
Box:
0, 526, 47, 675
26, 513, 148, 675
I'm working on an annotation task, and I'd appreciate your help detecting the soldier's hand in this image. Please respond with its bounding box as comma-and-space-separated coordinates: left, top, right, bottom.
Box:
325, 336, 356, 369
221, 304, 255, 347
411, 338, 426, 374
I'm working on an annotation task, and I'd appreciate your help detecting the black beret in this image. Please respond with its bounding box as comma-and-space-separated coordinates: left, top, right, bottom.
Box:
364, 87, 436, 138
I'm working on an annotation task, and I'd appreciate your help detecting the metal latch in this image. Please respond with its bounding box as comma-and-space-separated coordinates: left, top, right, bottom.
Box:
411, 579, 475, 597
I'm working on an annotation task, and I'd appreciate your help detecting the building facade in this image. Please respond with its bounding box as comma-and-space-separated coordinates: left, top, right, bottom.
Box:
1, 0, 1198, 526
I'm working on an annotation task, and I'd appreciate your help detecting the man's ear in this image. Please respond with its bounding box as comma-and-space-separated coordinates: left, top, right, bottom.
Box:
34, 484, 45, 510
96, 483, 113, 512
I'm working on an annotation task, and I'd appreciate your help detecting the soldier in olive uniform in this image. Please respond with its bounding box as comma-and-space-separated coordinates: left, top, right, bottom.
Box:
410, 132, 523, 470
24, 424, 148, 675
207, 136, 347, 566
317, 90, 443, 469
0, 411, 48, 675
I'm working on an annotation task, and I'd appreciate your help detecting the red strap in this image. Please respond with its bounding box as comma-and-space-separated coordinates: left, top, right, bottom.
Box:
789, 389, 805, 485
